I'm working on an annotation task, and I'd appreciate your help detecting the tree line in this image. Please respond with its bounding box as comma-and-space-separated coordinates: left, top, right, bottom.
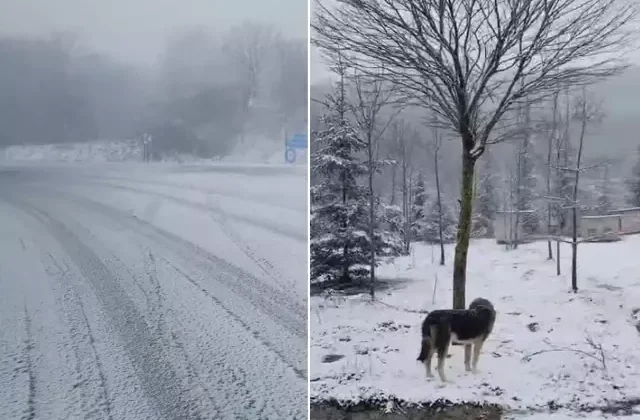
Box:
0, 23, 307, 160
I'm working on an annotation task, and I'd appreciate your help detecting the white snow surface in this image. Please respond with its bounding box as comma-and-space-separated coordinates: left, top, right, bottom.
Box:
0, 162, 307, 419
311, 238, 640, 418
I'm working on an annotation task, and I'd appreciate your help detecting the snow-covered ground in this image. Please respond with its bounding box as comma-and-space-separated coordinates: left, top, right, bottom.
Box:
1, 138, 307, 166
0, 162, 307, 419
311, 238, 640, 418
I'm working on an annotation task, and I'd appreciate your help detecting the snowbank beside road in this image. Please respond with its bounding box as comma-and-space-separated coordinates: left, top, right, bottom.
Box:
1, 138, 308, 166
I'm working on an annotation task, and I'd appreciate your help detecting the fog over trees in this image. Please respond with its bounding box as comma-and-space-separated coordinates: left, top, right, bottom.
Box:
0, 17, 306, 160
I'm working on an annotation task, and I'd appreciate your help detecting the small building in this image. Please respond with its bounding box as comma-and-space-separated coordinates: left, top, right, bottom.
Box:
494, 210, 535, 244
612, 207, 640, 235
580, 214, 622, 242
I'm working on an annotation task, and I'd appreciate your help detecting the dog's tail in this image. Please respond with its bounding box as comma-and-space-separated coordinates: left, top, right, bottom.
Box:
417, 336, 429, 362
417, 325, 436, 362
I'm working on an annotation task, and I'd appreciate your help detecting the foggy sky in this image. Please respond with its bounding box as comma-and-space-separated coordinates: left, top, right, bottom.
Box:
0, 0, 308, 65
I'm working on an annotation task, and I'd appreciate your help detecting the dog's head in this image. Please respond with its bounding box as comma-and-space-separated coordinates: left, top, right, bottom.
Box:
469, 297, 496, 321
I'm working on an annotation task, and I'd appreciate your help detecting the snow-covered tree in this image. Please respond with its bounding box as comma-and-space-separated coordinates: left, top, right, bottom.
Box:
422, 198, 457, 244
310, 64, 369, 284
411, 172, 427, 240
626, 145, 640, 207
515, 103, 539, 235
596, 164, 613, 214
473, 149, 498, 237
376, 202, 405, 257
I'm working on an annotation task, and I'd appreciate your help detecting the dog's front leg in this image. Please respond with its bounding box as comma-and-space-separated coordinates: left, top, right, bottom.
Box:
471, 340, 485, 374
436, 352, 448, 382
464, 344, 472, 372
424, 357, 433, 378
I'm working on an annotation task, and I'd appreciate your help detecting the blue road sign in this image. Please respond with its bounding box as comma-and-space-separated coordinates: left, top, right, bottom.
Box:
288, 133, 307, 150
285, 147, 296, 163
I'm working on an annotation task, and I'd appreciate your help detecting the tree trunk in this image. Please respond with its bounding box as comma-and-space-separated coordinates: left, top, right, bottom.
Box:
570, 99, 587, 293
402, 154, 410, 253
368, 138, 376, 300
546, 94, 558, 260
571, 207, 578, 292
390, 164, 397, 205
514, 149, 521, 250
434, 145, 445, 266
341, 169, 350, 283
556, 240, 561, 275
453, 146, 476, 310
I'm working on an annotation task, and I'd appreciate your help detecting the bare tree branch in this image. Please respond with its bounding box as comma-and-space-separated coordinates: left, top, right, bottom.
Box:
313, 0, 637, 154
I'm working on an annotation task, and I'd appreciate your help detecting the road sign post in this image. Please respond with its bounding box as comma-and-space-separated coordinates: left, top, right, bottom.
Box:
285, 133, 307, 164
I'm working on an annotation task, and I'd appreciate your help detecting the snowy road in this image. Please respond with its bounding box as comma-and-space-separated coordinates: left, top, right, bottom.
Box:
0, 163, 307, 420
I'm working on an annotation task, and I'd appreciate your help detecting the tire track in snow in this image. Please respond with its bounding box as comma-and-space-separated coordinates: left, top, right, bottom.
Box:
74, 179, 305, 241
205, 193, 299, 300
159, 256, 307, 380
36, 185, 307, 337
79, 173, 302, 213
22, 306, 36, 420
15, 192, 305, 418
45, 229, 221, 419
11, 197, 214, 420
142, 250, 165, 335
2, 173, 308, 418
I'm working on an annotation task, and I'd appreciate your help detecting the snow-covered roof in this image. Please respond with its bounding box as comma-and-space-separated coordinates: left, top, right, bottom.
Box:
581, 214, 621, 220
609, 207, 640, 213
496, 209, 535, 214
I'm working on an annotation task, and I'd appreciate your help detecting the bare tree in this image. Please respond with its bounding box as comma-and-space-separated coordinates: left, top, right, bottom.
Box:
553, 87, 573, 276
389, 120, 416, 253
553, 88, 604, 292
544, 91, 561, 260
512, 98, 535, 250
428, 123, 446, 266
224, 21, 278, 111
314, 0, 637, 309
350, 72, 397, 299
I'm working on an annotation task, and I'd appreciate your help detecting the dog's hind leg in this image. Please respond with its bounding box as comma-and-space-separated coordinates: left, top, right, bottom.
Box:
464, 344, 472, 372
424, 339, 435, 378
434, 323, 451, 382
471, 339, 485, 374
418, 336, 435, 378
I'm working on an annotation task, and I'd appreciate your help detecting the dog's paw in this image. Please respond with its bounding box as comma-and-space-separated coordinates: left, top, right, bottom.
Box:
435, 382, 448, 389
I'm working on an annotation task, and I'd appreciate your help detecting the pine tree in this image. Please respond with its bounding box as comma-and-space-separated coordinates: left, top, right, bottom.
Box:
473, 149, 498, 237
596, 164, 613, 214
515, 120, 539, 235
310, 69, 370, 285
422, 198, 457, 244
376, 202, 405, 257
626, 145, 640, 207
411, 173, 427, 240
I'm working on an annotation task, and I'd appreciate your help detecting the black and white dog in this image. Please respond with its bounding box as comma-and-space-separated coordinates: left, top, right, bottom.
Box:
417, 298, 496, 382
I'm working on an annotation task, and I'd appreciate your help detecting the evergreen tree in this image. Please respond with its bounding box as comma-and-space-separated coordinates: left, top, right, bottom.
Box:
515, 127, 539, 234
411, 173, 427, 240
310, 70, 370, 284
422, 198, 457, 244
376, 202, 405, 257
626, 145, 640, 207
473, 149, 498, 237
596, 164, 613, 214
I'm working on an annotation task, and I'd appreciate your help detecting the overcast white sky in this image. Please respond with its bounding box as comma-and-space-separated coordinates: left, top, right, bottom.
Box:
0, 0, 308, 65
